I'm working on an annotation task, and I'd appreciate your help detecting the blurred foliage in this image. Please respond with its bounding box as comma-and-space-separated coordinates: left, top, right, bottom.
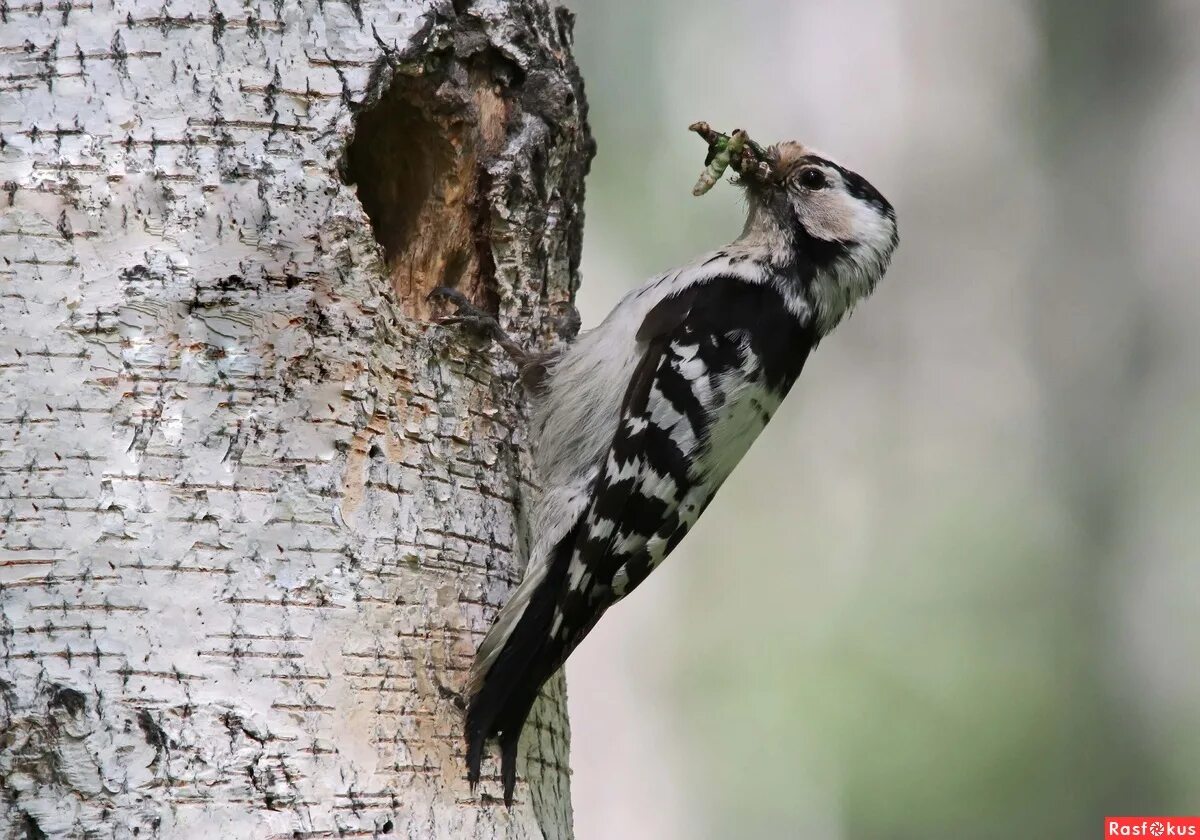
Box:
564, 1, 1200, 837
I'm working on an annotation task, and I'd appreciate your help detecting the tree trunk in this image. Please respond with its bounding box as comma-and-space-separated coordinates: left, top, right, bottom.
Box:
0, 0, 592, 837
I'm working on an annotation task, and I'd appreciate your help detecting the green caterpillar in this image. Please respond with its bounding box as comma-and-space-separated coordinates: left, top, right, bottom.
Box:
690, 123, 748, 196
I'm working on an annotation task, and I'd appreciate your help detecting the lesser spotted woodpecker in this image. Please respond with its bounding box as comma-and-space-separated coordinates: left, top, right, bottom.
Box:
446, 127, 899, 805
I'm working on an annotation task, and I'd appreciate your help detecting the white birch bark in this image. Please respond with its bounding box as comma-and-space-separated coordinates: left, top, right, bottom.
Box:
0, 0, 592, 836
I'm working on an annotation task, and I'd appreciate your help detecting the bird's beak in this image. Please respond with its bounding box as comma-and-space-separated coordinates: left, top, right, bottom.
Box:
734, 140, 776, 187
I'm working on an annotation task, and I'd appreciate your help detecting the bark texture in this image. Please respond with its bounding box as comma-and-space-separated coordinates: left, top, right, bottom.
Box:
0, 0, 592, 837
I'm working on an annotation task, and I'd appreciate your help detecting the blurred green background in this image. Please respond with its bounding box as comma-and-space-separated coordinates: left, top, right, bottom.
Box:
559, 1, 1200, 838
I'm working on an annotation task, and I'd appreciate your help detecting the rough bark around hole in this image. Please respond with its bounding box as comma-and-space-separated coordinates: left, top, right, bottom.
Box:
0, 1, 592, 838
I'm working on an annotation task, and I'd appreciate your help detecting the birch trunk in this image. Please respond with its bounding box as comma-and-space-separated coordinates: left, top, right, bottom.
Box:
0, 0, 592, 836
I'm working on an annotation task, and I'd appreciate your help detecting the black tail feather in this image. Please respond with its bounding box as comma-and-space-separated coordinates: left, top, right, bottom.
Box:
499, 726, 521, 807
463, 524, 583, 806
463, 614, 560, 807
465, 717, 486, 790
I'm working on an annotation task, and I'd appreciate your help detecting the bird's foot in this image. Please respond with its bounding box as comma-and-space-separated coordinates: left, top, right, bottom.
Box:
428, 287, 528, 365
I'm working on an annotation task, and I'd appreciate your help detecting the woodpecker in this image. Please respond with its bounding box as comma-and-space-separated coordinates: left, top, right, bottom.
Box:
438, 125, 899, 806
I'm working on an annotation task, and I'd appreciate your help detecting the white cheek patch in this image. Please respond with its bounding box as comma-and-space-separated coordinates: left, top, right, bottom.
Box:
796, 189, 885, 244
844, 195, 895, 255
792, 170, 894, 255
795, 193, 853, 242
791, 177, 897, 334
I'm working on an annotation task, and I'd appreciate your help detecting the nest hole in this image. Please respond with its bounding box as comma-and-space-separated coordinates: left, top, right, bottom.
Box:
344, 89, 497, 320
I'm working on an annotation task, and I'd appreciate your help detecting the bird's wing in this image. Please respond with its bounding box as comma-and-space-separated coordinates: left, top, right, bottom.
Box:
464, 276, 815, 804
551, 276, 817, 655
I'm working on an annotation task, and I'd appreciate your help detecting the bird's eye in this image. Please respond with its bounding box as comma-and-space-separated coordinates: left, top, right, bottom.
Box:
798, 168, 827, 190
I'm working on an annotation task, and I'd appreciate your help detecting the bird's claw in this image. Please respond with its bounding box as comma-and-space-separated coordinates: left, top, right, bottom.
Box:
429, 286, 490, 320
437, 313, 497, 333
428, 286, 529, 366
429, 286, 504, 335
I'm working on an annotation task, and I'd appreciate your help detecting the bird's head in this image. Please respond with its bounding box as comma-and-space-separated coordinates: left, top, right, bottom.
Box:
738, 140, 898, 274
689, 123, 899, 331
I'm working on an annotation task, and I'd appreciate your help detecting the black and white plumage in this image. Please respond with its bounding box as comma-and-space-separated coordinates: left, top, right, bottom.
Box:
463, 140, 899, 805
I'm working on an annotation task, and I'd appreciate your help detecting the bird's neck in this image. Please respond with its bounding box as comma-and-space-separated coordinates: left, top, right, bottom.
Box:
736, 216, 891, 338
737, 203, 796, 269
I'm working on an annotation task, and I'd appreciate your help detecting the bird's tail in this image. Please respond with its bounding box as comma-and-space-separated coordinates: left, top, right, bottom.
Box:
464, 524, 582, 806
